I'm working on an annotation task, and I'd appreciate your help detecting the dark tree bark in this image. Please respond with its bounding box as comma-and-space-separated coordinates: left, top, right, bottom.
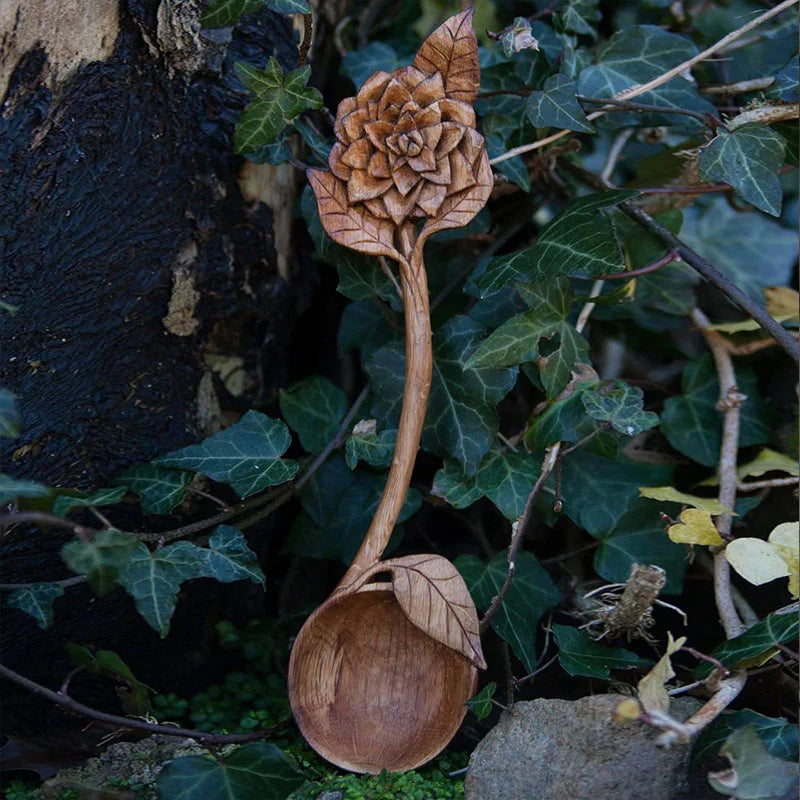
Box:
0, 0, 309, 759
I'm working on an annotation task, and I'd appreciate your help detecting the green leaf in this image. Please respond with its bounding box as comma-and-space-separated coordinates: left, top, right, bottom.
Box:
694, 711, 799, 768
560, 450, 673, 535
201, 0, 263, 28
524, 385, 595, 452
337, 299, 399, 360
156, 742, 304, 800
155, 411, 299, 499
52, 487, 128, 517
0, 474, 49, 504
771, 55, 799, 102
699, 123, 786, 216
62, 530, 141, 595
4, 583, 64, 628
466, 682, 497, 720
340, 42, 401, 88
234, 60, 322, 154
279, 376, 347, 454
693, 611, 799, 679
431, 460, 485, 510
367, 316, 517, 475
113, 465, 194, 515
475, 191, 636, 296
661, 356, 771, 468
500, 17, 540, 58
527, 74, 595, 133
592, 499, 687, 593
0, 389, 20, 438
345, 424, 396, 470
538, 323, 591, 397
116, 527, 264, 636
555, 0, 601, 38
708, 725, 798, 800
475, 446, 541, 520
553, 624, 652, 679
578, 25, 714, 127
285, 456, 421, 563
581, 380, 659, 436
456, 550, 560, 673
264, 0, 310, 13
680, 199, 797, 303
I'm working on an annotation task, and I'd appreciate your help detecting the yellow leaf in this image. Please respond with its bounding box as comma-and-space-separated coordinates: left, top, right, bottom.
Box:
639, 486, 729, 514
764, 287, 800, 321
668, 509, 725, 546
613, 697, 643, 723
768, 522, 799, 598
637, 632, 686, 715
725, 538, 791, 587
737, 449, 799, 480
735, 647, 780, 669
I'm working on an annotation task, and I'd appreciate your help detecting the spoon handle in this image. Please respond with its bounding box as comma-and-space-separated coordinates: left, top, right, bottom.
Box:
337, 225, 432, 590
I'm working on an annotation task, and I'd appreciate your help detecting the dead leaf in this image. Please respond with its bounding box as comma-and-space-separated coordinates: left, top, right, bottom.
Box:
613, 696, 643, 723
725, 537, 791, 587
637, 632, 686, 715
737, 448, 799, 480
370, 554, 486, 669
307, 168, 401, 260
639, 485, 730, 514
413, 9, 480, 103
764, 286, 800, 320
768, 522, 799, 598
667, 508, 725, 546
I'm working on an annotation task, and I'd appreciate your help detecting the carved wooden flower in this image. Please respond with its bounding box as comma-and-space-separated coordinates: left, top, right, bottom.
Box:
308, 10, 492, 259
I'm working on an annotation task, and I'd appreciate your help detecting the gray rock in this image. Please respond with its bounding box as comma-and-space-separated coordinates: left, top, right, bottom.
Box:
465, 694, 703, 800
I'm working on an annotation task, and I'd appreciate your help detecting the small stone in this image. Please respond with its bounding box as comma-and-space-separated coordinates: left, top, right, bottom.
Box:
465, 694, 703, 800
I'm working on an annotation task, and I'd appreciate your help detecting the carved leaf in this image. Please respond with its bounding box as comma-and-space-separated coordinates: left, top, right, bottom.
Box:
307, 169, 401, 260
380, 554, 486, 669
419, 149, 493, 246
413, 9, 480, 104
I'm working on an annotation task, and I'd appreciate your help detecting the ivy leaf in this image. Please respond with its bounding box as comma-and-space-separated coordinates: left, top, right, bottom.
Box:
708, 726, 798, 800
666, 509, 725, 547
466, 682, 497, 720
340, 42, 401, 88
62, 530, 141, 595
0, 389, 20, 438
117, 527, 265, 636
527, 74, 594, 133
285, 457, 421, 563
500, 17, 540, 58
475, 191, 636, 296
201, 0, 263, 28
693, 711, 799, 768
367, 316, 517, 475
155, 411, 299, 499
0, 474, 49, 504
578, 26, 714, 127
538, 323, 591, 397
279, 376, 347, 454
661, 356, 771, 467
680, 200, 797, 303
338, 300, 399, 360
553, 624, 652, 679
770, 55, 799, 102
234, 59, 322, 154
581, 380, 659, 436
52, 487, 128, 517
265, 0, 310, 13
4, 583, 64, 629
555, 0, 601, 39
693, 611, 799, 679
113, 465, 194, 515
592, 499, 687, 593
474, 446, 540, 520
156, 742, 304, 800
345, 422, 396, 470
431, 460, 485, 509
699, 123, 786, 217
456, 550, 560, 673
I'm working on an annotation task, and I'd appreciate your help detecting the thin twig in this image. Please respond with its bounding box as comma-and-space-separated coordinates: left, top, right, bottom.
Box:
601, 128, 634, 184
637, 183, 734, 196
0, 512, 93, 539
587, 250, 680, 282
0, 575, 87, 591
0, 662, 289, 744
702, 76, 775, 95
578, 95, 721, 126
490, 0, 799, 165
738, 476, 799, 491
297, 13, 313, 66
728, 103, 799, 130
378, 256, 403, 300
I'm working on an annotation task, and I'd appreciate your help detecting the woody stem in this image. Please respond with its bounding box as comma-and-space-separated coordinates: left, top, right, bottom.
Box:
337, 226, 432, 589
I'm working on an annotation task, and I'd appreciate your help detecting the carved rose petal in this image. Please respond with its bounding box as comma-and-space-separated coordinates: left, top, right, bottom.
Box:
395, 65, 428, 92
421, 123, 443, 151
439, 98, 476, 127
367, 151, 391, 179
334, 97, 357, 143
347, 171, 394, 203
394, 112, 417, 135
407, 147, 436, 172
383, 183, 424, 226
379, 78, 413, 116
398, 99, 422, 118
459, 127, 484, 166
435, 121, 465, 156
447, 148, 476, 196
413, 105, 441, 130
343, 106, 372, 142
423, 155, 451, 186
341, 138, 372, 170
364, 120, 393, 152
357, 70, 392, 106
364, 196, 391, 220
416, 182, 447, 216
412, 72, 446, 106
393, 163, 422, 196
329, 142, 352, 181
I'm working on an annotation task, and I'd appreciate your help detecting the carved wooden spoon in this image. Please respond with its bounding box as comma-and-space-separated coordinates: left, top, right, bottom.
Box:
289, 10, 493, 774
